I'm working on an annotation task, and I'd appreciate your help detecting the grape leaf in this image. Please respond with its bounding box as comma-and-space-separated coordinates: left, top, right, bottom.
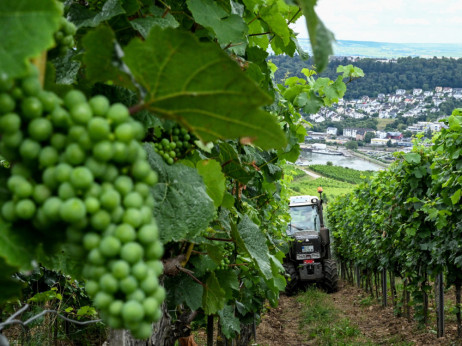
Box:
298, 0, 334, 72
67, 0, 125, 29
233, 215, 272, 280
123, 27, 287, 150
216, 269, 239, 300
174, 275, 204, 311
82, 25, 131, 87
0, 0, 61, 78
145, 145, 215, 243
0, 257, 22, 304
130, 6, 179, 38
218, 305, 241, 338
0, 221, 35, 270
196, 159, 226, 207
202, 272, 226, 315
403, 153, 421, 164
186, 0, 248, 55
51, 51, 81, 85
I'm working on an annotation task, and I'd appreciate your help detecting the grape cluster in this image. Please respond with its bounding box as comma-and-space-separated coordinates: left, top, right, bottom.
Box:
87, 0, 107, 11
151, 125, 196, 165
0, 67, 164, 339
218, 242, 234, 270
49, 17, 77, 58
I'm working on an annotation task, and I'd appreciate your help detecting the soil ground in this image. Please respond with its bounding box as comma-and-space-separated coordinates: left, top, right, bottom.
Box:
255, 280, 462, 346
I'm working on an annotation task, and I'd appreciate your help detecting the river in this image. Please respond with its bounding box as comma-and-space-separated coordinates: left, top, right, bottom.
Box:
298, 151, 383, 171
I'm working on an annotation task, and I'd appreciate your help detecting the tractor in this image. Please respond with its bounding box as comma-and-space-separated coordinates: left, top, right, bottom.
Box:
283, 188, 338, 294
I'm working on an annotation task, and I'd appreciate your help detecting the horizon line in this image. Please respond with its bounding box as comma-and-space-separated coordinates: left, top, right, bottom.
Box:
297, 37, 462, 45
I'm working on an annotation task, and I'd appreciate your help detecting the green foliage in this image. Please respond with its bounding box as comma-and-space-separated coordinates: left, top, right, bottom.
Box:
0, 0, 348, 342
308, 164, 374, 184
345, 141, 358, 150
272, 55, 462, 100
329, 110, 462, 321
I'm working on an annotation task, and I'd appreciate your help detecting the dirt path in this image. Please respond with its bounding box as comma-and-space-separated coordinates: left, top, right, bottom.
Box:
255, 281, 461, 346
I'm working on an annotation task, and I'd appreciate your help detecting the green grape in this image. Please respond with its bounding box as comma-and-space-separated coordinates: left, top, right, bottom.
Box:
112, 260, 130, 279
64, 90, 86, 109
85, 196, 100, 214
93, 140, 114, 161
123, 192, 143, 209
89, 95, 110, 116
88, 117, 110, 140
2, 131, 23, 148
131, 262, 148, 281
140, 276, 158, 294
138, 223, 158, 244
107, 103, 129, 124
99, 273, 118, 293
42, 167, 58, 189
1, 201, 17, 221
42, 197, 62, 221
70, 103, 92, 124
109, 300, 124, 316
85, 157, 107, 178
85, 280, 99, 298
50, 133, 67, 150
32, 184, 51, 204
39, 146, 59, 167
146, 242, 164, 260
21, 97, 43, 118
19, 138, 41, 160
99, 236, 121, 257
127, 289, 145, 303
60, 198, 86, 223
122, 208, 142, 228
50, 106, 70, 128
120, 276, 138, 294
55, 163, 73, 182
93, 291, 113, 309
120, 242, 143, 264
83, 232, 101, 250
114, 224, 136, 243
58, 182, 76, 200
65, 143, 86, 165
91, 210, 111, 231
21, 76, 41, 96
114, 176, 133, 196
15, 199, 36, 219
122, 301, 144, 323
88, 248, 105, 265
133, 322, 152, 340
100, 189, 121, 211
0, 113, 21, 134
142, 297, 159, 317
28, 118, 53, 141
70, 166, 94, 189
38, 90, 60, 112
115, 123, 135, 143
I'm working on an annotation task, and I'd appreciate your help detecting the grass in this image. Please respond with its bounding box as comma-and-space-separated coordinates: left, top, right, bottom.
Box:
377, 118, 395, 130
289, 176, 356, 199
297, 287, 370, 345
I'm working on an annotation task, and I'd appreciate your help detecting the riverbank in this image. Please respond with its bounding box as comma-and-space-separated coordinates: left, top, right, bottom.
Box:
347, 149, 390, 169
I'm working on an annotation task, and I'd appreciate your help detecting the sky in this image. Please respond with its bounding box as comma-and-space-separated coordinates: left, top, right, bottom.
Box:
292, 0, 462, 44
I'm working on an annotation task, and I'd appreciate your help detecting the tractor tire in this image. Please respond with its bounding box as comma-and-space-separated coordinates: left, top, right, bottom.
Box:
322, 259, 339, 293
283, 262, 299, 296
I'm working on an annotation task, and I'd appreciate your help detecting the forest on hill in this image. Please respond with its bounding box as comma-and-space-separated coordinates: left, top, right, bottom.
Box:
270, 55, 462, 99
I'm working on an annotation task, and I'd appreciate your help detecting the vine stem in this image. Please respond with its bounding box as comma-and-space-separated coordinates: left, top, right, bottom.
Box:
0, 304, 102, 331
31, 50, 48, 88
205, 236, 234, 242
176, 266, 206, 287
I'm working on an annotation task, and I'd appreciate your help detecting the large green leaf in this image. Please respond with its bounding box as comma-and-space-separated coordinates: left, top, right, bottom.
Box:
0, 257, 23, 304
0, 0, 61, 78
202, 272, 226, 315
187, 0, 248, 55
82, 25, 131, 87
196, 159, 226, 207
298, 0, 334, 72
174, 275, 204, 311
145, 145, 215, 243
123, 28, 286, 150
233, 215, 272, 280
218, 305, 241, 338
67, 0, 125, 29
0, 221, 35, 270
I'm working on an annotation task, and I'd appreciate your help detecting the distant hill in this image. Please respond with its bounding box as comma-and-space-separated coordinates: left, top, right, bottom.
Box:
297, 39, 462, 58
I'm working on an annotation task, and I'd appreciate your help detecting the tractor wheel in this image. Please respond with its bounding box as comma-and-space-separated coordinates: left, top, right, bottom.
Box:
283, 262, 299, 296
322, 259, 339, 293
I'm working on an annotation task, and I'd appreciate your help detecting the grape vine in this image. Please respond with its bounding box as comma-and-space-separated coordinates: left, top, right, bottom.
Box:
0, 0, 353, 344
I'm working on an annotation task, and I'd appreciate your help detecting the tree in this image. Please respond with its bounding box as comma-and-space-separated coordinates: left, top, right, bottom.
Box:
364, 132, 375, 144
346, 141, 358, 150
387, 140, 393, 147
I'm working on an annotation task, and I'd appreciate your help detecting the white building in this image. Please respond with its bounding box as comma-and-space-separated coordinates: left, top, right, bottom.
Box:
326, 127, 338, 136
